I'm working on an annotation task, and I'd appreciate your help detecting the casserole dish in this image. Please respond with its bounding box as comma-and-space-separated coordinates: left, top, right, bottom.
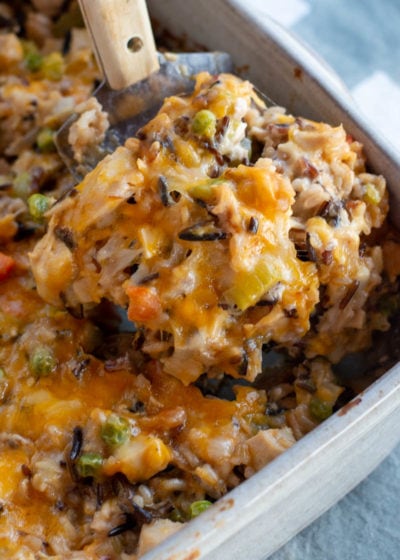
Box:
1, 1, 399, 558
137, 1, 400, 558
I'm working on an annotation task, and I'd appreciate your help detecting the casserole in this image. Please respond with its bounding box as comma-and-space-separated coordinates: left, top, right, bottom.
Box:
0, 1, 399, 558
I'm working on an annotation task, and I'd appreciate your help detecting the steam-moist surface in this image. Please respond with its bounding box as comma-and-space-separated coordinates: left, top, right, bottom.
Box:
32, 72, 388, 384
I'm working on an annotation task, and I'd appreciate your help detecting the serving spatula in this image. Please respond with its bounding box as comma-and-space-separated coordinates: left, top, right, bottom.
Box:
55, 0, 233, 181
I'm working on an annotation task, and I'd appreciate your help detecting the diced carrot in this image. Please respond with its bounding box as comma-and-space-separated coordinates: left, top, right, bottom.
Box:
126, 285, 162, 323
0, 252, 15, 281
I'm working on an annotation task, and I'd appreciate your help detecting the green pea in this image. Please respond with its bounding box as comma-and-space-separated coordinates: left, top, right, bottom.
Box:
189, 500, 212, 518
26, 52, 43, 72
36, 128, 56, 153
41, 52, 64, 81
22, 41, 43, 72
101, 414, 130, 447
192, 110, 217, 138
76, 452, 103, 478
28, 193, 51, 221
309, 397, 332, 421
29, 346, 57, 377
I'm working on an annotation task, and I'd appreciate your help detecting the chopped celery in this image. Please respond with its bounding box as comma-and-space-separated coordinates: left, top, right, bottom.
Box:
189, 500, 212, 518
224, 260, 279, 310
363, 183, 381, 205
189, 178, 224, 201
101, 414, 130, 447
225, 271, 265, 310
76, 452, 103, 478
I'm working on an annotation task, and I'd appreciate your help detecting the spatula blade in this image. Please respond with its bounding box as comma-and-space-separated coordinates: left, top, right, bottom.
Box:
56, 51, 233, 181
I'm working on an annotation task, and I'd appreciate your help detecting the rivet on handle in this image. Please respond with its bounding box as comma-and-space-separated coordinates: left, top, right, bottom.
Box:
127, 36, 144, 53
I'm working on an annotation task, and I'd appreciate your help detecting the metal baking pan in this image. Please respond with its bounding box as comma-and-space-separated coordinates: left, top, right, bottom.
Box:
142, 1, 400, 558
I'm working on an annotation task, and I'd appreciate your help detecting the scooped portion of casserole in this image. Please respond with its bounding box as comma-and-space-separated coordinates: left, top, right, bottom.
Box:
31, 72, 388, 384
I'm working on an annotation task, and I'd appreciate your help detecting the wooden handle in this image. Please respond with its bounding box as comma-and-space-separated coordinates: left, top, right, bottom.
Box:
78, 0, 159, 90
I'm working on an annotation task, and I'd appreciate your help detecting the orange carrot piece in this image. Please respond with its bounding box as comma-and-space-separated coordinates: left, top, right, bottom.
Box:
0, 252, 15, 281
126, 285, 162, 323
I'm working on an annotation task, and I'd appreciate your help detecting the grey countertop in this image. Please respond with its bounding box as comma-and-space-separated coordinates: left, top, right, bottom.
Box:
239, 1, 400, 558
